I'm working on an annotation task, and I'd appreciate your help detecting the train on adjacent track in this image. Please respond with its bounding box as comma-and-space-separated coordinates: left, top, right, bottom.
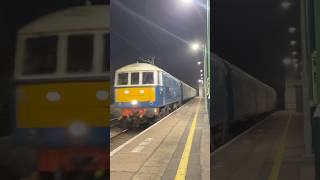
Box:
113, 62, 197, 127
13, 4, 109, 179
211, 54, 277, 146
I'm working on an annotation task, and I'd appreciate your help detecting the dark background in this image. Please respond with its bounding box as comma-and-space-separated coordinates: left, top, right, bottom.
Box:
111, 0, 207, 89
211, 0, 301, 109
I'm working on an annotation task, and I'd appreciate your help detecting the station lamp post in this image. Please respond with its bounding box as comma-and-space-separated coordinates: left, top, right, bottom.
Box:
180, 0, 210, 113
189, 41, 209, 110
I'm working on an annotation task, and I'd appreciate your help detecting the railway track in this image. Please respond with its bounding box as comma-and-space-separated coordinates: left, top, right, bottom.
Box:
110, 128, 140, 151
109, 101, 190, 151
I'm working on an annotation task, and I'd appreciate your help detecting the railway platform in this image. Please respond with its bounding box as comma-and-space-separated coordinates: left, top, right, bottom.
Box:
211, 111, 315, 180
110, 97, 210, 180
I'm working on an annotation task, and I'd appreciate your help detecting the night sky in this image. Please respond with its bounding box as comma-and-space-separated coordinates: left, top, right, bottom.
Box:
111, 0, 207, 88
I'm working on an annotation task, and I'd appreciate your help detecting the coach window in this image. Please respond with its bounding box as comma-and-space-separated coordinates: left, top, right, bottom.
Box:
23, 36, 57, 75
131, 72, 139, 85
142, 72, 154, 84
67, 34, 93, 73
103, 33, 110, 72
117, 73, 128, 85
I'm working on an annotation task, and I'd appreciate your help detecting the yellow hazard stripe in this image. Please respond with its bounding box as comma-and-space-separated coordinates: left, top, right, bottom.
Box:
175, 99, 201, 180
268, 113, 292, 180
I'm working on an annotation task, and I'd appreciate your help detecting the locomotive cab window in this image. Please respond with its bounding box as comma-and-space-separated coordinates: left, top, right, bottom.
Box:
142, 72, 154, 84
23, 36, 57, 75
67, 34, 93, 73
131, 72, 139, 85
117, 73, 128, 85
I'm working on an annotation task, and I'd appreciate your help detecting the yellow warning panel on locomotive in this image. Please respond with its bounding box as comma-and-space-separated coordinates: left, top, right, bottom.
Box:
16, 81, 109, 128
115, 87, 155, 103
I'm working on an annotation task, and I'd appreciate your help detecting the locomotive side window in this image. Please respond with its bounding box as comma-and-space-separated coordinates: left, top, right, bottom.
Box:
131, 72, 139, 85
23, 36, 57, 75
117, 73, 128, 85
103, 34, 110, 72
67, 34, 93, 73
142, 72, 154, 84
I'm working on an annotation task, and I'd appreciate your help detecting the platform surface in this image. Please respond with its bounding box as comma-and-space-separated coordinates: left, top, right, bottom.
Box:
211, 111, 315, 180
110, 97, 210, 180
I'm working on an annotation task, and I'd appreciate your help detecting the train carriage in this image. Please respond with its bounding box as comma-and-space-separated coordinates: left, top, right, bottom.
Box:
113, 62, 196, 127
13, 4, 110, 178
211, 54, 277, 144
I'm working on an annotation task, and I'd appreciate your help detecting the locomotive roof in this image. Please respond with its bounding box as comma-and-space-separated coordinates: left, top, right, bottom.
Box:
213, 54, 276, 92
116, 63, 164, 73
19, 5, 109, 34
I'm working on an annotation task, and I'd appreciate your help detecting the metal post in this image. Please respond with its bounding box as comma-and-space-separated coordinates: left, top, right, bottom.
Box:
300, 0, 313, 157
315, 0, 320, 103
203, 46, 208, 111
205, 0, 210, 114
314, 0, 320, 177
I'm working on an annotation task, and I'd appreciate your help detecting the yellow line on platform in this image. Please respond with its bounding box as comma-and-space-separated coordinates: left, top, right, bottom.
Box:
175, 99, 201, 180
268, 113, 292, 180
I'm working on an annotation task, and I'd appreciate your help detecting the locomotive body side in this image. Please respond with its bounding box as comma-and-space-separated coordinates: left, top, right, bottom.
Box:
113, 62, 195, 126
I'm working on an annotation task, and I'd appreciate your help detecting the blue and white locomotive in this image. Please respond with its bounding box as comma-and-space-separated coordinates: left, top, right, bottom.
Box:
113, 62, 196, 127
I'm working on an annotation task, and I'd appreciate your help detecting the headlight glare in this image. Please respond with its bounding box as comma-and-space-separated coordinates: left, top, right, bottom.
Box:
69, 122, 87, 137
131, 99, 138, 105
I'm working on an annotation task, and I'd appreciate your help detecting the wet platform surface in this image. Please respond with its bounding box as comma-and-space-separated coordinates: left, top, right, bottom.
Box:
110, 97, 210, 180
211, 111, 315, 180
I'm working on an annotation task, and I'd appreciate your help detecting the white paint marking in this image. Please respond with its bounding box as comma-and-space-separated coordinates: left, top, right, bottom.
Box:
139, 138, 152, 146
131, 145, 144, 153
110, 99, 196, 157
130, 138, 153, 153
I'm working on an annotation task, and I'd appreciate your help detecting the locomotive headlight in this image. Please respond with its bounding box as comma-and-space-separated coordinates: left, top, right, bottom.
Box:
131, 99, 138, 105
69, 122, 87, 137
139, 90, 145, 94
124, 90, 130, 94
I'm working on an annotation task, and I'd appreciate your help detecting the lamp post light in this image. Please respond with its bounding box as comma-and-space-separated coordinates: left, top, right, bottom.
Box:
292, 51, 298, 56
288, 26, 297, 34
180, 0, 193, 5
283, 57, 292, 66
281, 1, 292, 9
290, 40, 297, 47
190, 42, 201, 52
